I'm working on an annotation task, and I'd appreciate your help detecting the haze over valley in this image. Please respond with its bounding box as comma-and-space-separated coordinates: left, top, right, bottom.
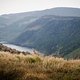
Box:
0, 7, 80, 58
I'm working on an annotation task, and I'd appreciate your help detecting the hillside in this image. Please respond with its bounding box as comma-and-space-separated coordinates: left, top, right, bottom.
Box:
13, 15, 80, 57
0, 7, 80, 41
0, 51, 80, 80
65, 48, 80, 59
0, 7, 80, 58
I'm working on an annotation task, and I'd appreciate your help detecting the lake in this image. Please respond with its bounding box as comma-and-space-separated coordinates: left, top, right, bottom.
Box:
2, 43, 34, 53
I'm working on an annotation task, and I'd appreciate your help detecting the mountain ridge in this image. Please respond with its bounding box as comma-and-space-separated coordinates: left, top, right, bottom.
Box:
1, 7, 80, 16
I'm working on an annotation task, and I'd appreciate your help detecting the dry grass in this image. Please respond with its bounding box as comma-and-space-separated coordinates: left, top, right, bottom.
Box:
0, 51, 80, 80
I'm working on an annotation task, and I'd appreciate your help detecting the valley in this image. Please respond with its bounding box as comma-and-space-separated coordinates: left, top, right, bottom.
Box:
0, 7, 80, 80
0, 7, 80, 58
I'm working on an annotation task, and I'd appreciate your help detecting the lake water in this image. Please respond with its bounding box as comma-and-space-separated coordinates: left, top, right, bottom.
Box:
2, 43, 34, 53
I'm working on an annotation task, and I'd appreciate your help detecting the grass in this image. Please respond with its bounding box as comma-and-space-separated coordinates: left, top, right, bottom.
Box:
0, 51, 80, 80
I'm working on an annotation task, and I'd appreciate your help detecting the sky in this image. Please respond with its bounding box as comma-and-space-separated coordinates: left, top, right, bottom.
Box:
0, 0, 80, 15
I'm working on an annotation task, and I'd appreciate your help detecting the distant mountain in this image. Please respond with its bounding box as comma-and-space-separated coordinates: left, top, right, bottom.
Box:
44, 7, 80, 17
0, 7, 80, 41
0, 7, 80, 58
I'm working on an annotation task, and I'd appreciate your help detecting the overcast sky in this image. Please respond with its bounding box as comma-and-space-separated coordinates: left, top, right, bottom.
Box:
0, 0, 80, 15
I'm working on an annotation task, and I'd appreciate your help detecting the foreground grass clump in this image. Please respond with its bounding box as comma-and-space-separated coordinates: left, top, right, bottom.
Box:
0, 51, 80, 80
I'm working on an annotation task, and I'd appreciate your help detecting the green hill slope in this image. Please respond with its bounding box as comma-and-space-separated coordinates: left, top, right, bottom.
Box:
65, 48, 80, 59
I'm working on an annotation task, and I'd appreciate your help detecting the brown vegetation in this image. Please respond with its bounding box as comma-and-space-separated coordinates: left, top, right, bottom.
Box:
0, 51, 80, 80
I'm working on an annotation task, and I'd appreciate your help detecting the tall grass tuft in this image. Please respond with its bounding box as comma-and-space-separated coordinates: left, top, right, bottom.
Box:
0, 51, 80, 80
